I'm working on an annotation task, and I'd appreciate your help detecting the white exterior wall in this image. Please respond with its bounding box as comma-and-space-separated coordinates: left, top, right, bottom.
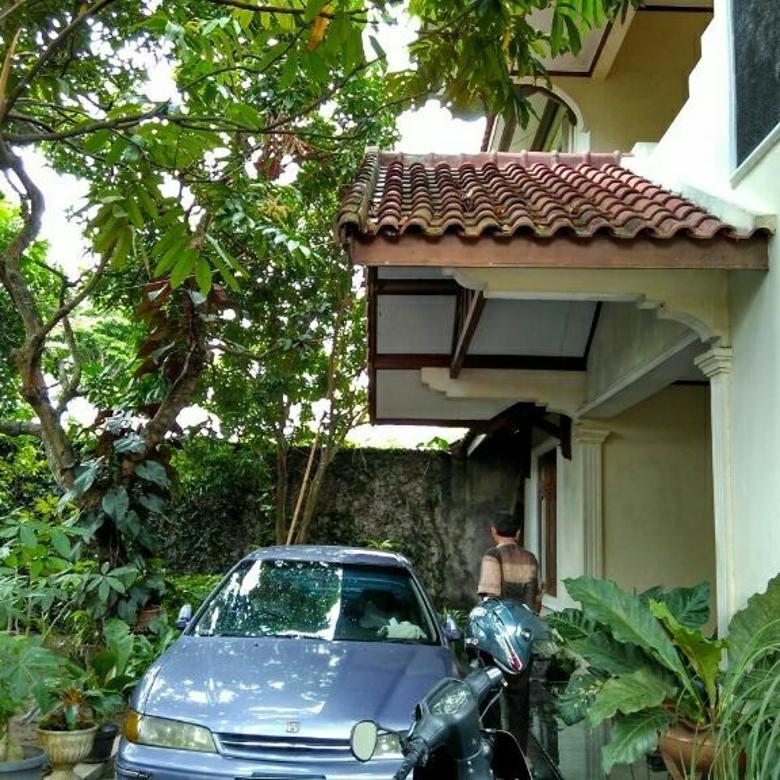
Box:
638, 0, 780, 611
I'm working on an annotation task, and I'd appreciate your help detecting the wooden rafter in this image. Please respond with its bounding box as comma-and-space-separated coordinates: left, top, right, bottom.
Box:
376, 278, 459, 295
450, 288, 486, 379
373, 353, 586, 371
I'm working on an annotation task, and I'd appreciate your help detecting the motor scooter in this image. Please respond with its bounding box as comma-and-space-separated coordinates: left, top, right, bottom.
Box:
349, 599, 549, 780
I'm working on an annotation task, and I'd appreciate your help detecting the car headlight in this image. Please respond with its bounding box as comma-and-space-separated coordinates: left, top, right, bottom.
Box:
123, 711, 216, 753
373, 732, 404, 759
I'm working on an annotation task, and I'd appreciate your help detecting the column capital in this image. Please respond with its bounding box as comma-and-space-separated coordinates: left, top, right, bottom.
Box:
695, 346, 734, 378
574, 424, 611, 446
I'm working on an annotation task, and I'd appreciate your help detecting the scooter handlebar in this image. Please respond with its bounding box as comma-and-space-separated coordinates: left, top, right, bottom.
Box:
392, 738, 428, 780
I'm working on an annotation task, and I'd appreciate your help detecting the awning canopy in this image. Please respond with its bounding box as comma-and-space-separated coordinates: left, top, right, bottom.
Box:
337, 150, 769, 426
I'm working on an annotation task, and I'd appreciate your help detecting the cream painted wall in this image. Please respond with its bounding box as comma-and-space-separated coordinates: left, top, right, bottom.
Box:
637, 0, 780, 612
552, 11, 710, 152
602, 385, 716, 606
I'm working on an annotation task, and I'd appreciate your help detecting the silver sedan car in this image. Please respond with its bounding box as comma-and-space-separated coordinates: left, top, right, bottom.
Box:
117, 546, 459, 780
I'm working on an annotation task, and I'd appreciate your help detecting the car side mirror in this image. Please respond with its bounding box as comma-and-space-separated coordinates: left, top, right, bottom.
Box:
442, 614, 462, 642
350, 720, 378, 762
175, 603, 192, 631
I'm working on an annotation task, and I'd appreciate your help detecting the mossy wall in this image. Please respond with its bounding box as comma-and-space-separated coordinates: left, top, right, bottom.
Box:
301, 447, 522, 609
163, 445, 522, 610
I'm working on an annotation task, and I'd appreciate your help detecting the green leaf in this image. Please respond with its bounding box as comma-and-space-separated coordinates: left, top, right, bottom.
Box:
641, 581, 711, 629
169, 249, 197, 288
137, 492, 165, 515
557, 671, 604, 726
50, 528, 72, 559
135, 460, 170, 488
545, 607, 596, 642
18, 523, 36, 549
564, 577, 686, 678
650, 600, 724, 707
602, 708, 672, 775
195, 257, 212, 294
587, 667, 677, 728
569, 631, 653, 675
728, 573, 780, 670
101, 487, 129, 523
305, 0, 323, 21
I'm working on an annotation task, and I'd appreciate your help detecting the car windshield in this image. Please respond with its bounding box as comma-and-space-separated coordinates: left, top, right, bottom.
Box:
192, 559, 438, 644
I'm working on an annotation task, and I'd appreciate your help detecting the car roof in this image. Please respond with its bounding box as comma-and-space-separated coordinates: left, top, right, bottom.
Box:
245, 545, 412, 569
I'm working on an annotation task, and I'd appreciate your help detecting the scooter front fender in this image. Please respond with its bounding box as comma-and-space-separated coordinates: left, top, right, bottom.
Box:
488, 729, 532, 780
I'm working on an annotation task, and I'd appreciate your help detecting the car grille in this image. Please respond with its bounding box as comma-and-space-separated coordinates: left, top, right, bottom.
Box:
215, 732, 352, 763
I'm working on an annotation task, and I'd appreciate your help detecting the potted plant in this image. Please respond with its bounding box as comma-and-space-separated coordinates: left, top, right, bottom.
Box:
36, 669, 98, 780
547, 574, 780, 778
0, 633, 65, 779
81, 619, 138, 763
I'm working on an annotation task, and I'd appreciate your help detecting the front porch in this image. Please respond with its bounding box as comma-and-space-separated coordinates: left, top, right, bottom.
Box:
338, 149, 770, 636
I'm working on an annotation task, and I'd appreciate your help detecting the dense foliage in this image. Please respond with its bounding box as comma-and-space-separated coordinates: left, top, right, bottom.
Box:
548, 575, 780, 776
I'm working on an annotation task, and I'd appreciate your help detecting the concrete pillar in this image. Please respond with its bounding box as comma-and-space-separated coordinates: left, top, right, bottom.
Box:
575, 425, 611, 579
694, 346, 735, 637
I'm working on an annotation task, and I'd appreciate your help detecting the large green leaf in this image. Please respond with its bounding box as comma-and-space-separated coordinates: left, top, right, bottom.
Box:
728, 573, 780, 671
587, 667, 677, 728
135, 460, 170, 488
556, 671, 605, 726
602, 708, 673, 775
544, 607, 597, 642
101, 487, 129, 523
569, 631, 655, 675
651, 600, 724, 709
564, 577, 686, 678
640, 581, 711, 629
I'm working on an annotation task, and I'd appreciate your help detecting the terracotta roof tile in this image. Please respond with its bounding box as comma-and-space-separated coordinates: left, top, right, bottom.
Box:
337, 150, 764, 242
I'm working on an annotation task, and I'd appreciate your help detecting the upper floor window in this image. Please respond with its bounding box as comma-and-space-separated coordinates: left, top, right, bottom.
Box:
733, 0, 780, 166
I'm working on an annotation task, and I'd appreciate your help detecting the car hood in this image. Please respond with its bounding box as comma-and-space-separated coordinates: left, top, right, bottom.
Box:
134, 636, 454, 737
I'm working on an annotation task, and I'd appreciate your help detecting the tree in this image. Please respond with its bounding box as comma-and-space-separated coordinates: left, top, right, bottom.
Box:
0, 0, 634, 554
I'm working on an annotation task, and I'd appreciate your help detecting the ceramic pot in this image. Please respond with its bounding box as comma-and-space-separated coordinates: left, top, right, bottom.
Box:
84, 722, 118, 763
0, 745, 48, 780
37, 725, 97, 780
659, 725, 715, 780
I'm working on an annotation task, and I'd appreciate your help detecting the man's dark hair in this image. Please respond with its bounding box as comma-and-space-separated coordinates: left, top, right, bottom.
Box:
490, 511, 519, 538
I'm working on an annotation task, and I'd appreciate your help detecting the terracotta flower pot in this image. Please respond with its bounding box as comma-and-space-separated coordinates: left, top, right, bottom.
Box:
659, 725, 715, 780
36, 725, 97, 780
135, 604, 161, 631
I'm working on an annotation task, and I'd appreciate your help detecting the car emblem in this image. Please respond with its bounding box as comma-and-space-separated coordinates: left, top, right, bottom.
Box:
286, 721, 301, 734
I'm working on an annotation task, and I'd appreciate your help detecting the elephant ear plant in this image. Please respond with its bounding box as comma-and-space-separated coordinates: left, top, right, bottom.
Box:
0, 634, 65, 762
546, 574, 780, 776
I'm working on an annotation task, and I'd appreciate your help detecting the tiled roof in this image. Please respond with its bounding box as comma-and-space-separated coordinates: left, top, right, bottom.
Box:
337, 150, 762, 241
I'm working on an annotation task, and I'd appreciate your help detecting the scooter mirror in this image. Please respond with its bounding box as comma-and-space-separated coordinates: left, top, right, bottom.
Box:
350, 721, 379, 762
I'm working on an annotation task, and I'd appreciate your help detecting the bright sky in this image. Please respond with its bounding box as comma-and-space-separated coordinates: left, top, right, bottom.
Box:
1, 14, 485, 449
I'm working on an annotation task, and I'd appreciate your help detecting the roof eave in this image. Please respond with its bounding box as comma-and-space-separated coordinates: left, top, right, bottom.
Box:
349, 232, 769, 271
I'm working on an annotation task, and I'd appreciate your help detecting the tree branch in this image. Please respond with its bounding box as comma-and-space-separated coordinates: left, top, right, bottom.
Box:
4, 102, 169, 144
39, 252, 110, 341
0, 142, 76, 487
56, 313, 82, 414
204, 0, 367, 20
0, 420, 42, 437
1, 0, 122, 121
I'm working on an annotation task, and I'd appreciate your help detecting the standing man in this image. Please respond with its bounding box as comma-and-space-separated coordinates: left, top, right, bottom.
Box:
477, 510, 542, 755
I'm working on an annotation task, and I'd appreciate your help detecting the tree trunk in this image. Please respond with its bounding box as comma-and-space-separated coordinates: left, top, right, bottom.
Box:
274, 397, 290, 545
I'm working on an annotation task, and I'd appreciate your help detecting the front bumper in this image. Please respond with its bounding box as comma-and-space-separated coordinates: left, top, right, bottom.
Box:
117, 739, 399, 780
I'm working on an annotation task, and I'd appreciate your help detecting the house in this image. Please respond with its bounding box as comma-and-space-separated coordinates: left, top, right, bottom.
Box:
337, 0, 779, 637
